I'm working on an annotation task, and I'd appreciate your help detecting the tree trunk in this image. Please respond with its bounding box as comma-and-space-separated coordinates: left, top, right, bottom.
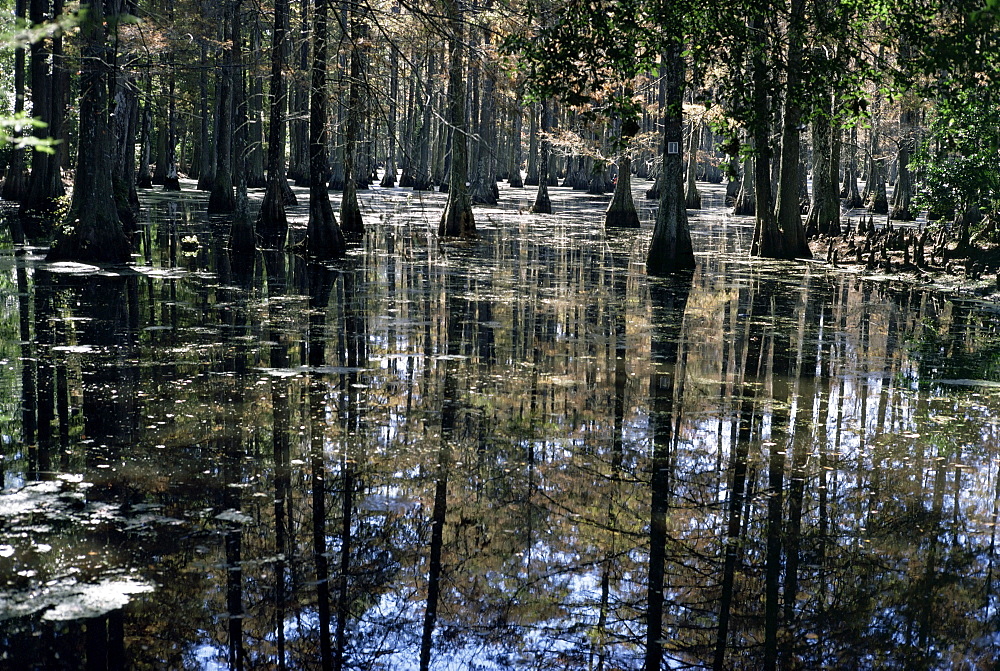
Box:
1, 0, 28, 202
685, 119, 701, 209
507, 99, 524, 188
471, 58, 499, 206
772, 0, 811, 259
229, 0, 255, 259
163, 72, 181, 191
208, 4, 237, 214
841, 125, 862, 208
245, 18, 267, 189
380, 47, 399, 187
804, 93, 840, 237
20, 0, 66, 233
529, 101, 553, 213
196, 43, 215, 191
136, 81, 153, 188
524, 102, 539, 186
646, 43, 696, 275
257, 0, 293, 246
733, 152, 755, 215
868, 156, 888, 214
890, 108, 915, 221
412, 50, 435, 191
111, 71, 140, 233
438, 0, 475, 238
339, 2, 365, 235
287, 1, 311, 186
303, 0, 346, 257
748, 20, 780, 258
47, 0, 130, 263
605, 155, 640, 228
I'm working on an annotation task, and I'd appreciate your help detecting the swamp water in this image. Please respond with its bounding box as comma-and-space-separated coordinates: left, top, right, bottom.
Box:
1, 182, 999, 669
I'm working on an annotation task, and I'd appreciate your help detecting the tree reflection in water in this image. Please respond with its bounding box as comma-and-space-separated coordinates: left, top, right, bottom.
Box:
1, 185, 1000, 669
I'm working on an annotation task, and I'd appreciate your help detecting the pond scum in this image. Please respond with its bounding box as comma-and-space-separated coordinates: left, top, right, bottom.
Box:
1, 179, 1000, 669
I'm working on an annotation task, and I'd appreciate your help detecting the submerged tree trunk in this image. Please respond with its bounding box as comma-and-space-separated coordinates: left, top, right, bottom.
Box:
529, 101, 553, 214
163, 72, 181, 191
48, 0, 130, 263
841, 125, 863, 208
288, 1, 311, 186
208, 5, 237, 214
508, 95, 524, 188
1, 0, 28, 202
749, 16, 781, 257
111, 70, 140, 233
685, 120, 701, 209
804, 93, 840, 237
303, 0, 346, 257
380, 47, 400, 187
771, 0, 811, 259
733, 152, 755, 215
20, 0, 66, 232
136, 82, 153, 189
339, 4, 365, 236
524, 102, 540, 186
646, 43, 696, 275
256, 0, 292, 247
471, 61, 499, 206
890, 108, 915, 221
605, 154, 640, 228
245, 19, 267, 189
438, 0, 475, 238
229, 0, 255, 259
196, 43, 215, 191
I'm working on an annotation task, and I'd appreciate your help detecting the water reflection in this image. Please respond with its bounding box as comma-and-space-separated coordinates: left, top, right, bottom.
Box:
2, 185, 1000, 669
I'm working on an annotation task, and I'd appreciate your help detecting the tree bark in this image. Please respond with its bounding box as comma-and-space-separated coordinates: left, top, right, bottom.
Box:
1, 0, 28, 202
47, 0, 130, 263
195, 42, 215, 191
339, 2, 365, 236
412, 50, 435, 191
111, 70, 140, 233
749, 16, 781, 257
303, 0, 346, 257
507, 98, 524, 188
438, 0, 475, 238
245, 17, 267, 189
20, 0, 66, 233
890, 108, 915, 221
646, 43, 696, 275
230, 0, 255, 259
256, 0, 293, 247
529, 100, 553, 213
162, 72, 181, 191
841, 125, 863, 208
208, 4, 237, 214
685, 119, 701, 209
471, 55, 499, 206
605, 155, 640, 228
380, 46, 400, 187
733, 152, 755, 215
524, 102, 539, 186
772, 0, 811, 259
287, 0, 311, 186
804, 92, 840, 237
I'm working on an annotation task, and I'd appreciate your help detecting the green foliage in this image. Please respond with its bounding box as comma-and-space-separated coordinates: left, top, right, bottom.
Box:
911, 88, 1000, 227
503, 0, 657, 106
0, 113, 58, 153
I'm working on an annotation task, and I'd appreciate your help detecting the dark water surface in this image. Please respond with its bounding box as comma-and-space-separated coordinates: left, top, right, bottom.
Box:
2, 182, 1000, 669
